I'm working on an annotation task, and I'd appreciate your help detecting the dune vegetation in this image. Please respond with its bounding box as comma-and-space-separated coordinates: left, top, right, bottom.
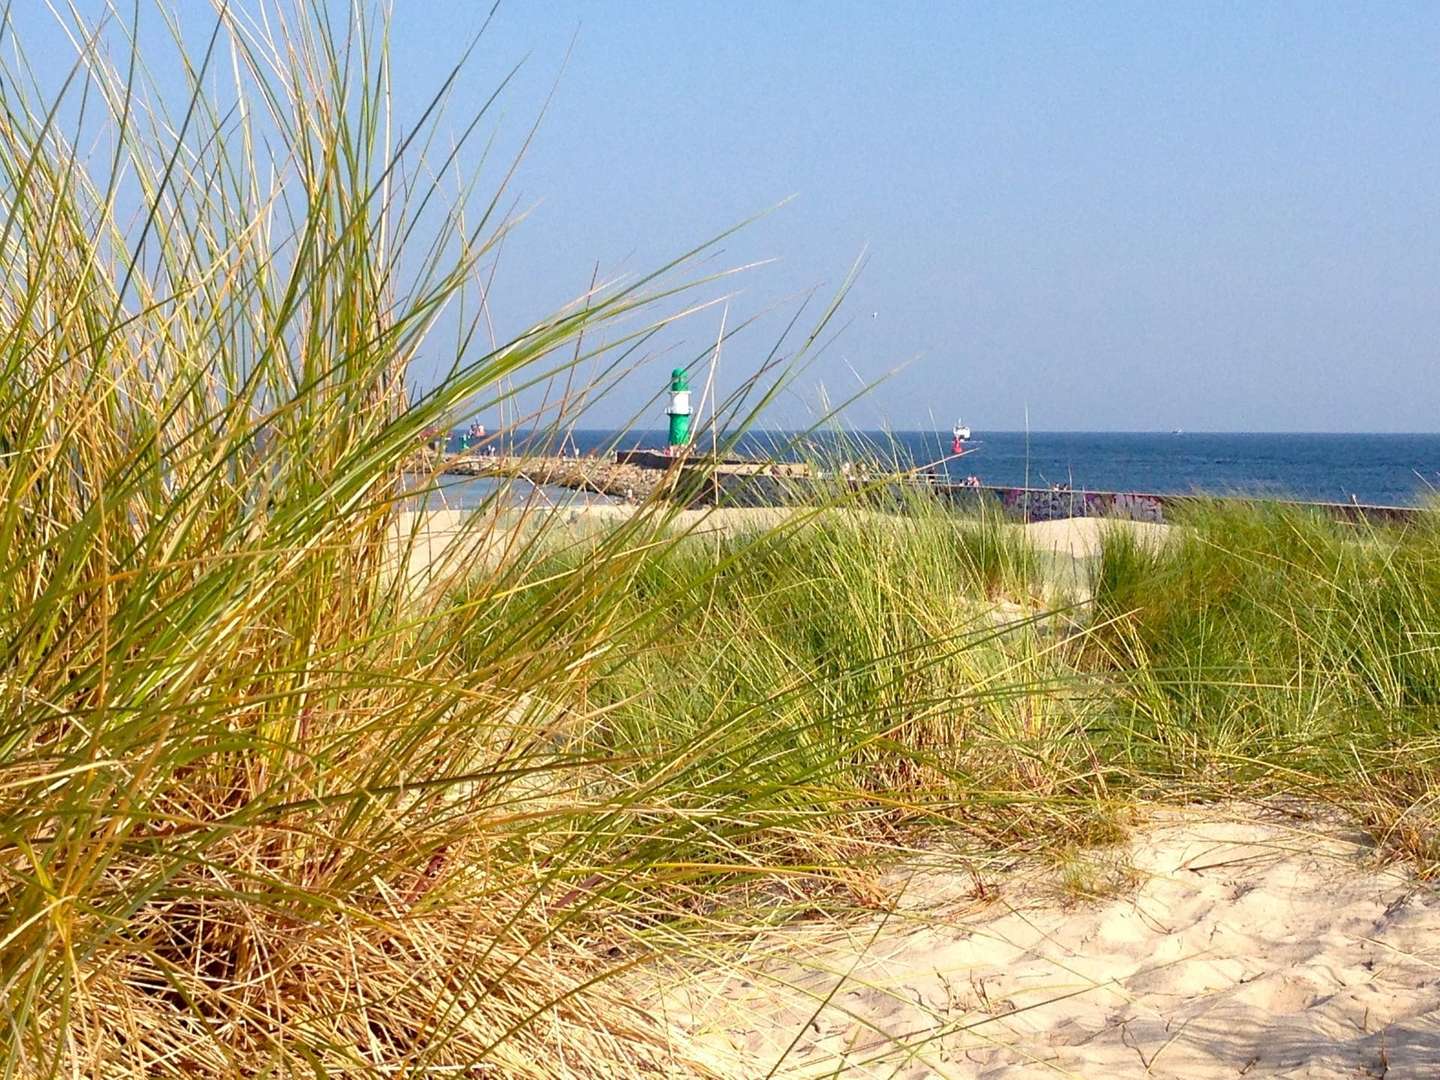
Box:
0, 2, 807, 1073
4, 3, 1440, 1078
1087, 500, 1440, 871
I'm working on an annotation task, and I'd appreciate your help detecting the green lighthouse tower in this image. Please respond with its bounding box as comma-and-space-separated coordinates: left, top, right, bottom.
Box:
666, 367, 691, 451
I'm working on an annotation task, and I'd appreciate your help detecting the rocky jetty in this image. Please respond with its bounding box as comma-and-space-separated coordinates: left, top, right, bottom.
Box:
437, 454, 673, 501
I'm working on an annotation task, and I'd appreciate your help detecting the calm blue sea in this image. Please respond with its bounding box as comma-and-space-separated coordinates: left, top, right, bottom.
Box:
447, 430, 1440, 508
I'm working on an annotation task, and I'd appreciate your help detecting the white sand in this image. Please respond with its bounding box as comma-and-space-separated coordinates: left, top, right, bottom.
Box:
387, 504, 834, 593
1020, 517, 1173, 600
655, 804, 1440, 1078
1021, 516, 1172, 561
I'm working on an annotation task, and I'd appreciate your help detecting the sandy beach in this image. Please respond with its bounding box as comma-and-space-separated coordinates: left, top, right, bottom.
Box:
655, 803, 1440, 1078
389, 502, 825, 592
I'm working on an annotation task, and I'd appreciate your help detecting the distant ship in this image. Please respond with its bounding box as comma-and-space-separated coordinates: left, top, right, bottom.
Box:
951, 419, 972, 456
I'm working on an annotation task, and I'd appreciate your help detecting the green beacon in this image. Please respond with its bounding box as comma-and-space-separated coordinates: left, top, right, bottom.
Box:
666, 367, 691, 451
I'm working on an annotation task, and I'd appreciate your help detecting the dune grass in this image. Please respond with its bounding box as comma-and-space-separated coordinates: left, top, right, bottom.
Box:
1088, 501, 1440, 869
0, 3, 833, 1074
446, 501, 1129, 916
2, 2, 1063, 1072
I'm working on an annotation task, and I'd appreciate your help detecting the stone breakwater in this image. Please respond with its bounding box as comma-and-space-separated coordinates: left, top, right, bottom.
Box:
434, 454, 670, 500
415, 452, 818, 506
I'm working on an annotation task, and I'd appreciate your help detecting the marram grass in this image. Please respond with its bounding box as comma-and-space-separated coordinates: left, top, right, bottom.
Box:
1087, 501, 1440, 867
0, 2, 819, 1074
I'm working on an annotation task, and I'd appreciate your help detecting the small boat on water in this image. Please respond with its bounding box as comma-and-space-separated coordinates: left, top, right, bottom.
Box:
951, 419, 972, 455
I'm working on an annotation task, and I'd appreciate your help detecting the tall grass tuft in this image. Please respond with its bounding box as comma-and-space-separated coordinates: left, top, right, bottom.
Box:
1089, 501, 1440, 868
0, 3, 788, 1074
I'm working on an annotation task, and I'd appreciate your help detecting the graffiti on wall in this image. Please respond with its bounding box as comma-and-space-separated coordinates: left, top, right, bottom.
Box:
1107, 492, 1167, 522
942, 486, 1169, 523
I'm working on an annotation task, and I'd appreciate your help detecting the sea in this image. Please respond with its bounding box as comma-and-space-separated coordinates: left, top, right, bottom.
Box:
437, 430, 1440, 509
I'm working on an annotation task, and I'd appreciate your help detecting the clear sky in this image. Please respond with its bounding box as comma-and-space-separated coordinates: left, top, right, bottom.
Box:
17, 3, 1440, 432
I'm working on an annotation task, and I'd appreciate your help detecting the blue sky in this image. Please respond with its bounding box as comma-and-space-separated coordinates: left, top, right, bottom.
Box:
17, 3, 1440, 432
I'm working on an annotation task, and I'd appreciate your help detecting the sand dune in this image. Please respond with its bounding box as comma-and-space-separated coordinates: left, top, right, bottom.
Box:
1021, 516, 1171, 560
386, 507, 1439, 1075
657, 805, 1440, 1078
389, 503, 1169, 615
393, 503, 1169, 575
